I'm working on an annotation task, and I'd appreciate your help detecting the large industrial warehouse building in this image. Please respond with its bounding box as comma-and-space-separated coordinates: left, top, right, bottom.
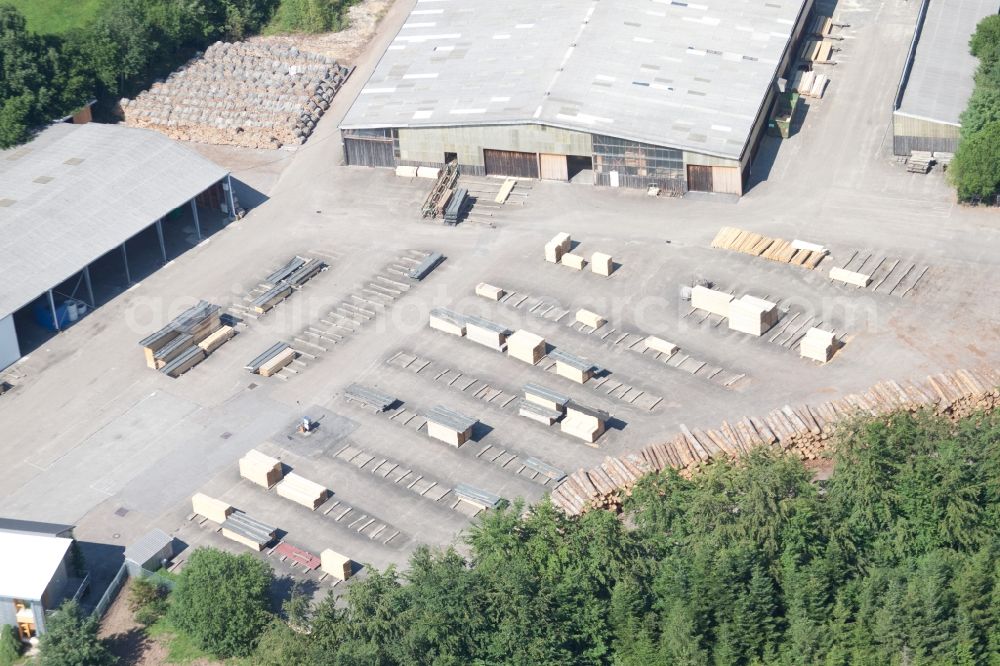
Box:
340, 0, 813, 196
0, 123, 232, 372
893, 0, 1000, 155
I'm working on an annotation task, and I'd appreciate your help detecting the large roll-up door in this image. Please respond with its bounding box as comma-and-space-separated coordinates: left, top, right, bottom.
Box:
484, 149, 539, 178
344, 138, 396, 168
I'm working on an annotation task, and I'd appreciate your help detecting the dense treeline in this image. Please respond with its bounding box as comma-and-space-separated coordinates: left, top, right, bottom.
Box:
0, 0, 355, 148
117, 409, 1000, 665
951, 15, 1000, 202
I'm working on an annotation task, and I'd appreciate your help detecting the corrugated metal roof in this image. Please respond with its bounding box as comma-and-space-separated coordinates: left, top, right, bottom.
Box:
124, 528, 173, 566
896, 0, 1000, 126
341, 0, 809, 159
0, 123, 228, 320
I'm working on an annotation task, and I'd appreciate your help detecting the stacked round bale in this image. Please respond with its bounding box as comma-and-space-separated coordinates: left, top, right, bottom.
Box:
121, 41, 353, 149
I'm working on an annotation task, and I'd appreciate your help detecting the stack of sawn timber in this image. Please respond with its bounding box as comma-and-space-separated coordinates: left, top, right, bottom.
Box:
907, 151, 935, 174
711, 227, 826, 269
550, 367, 1000, 516
139, 301, 233, 378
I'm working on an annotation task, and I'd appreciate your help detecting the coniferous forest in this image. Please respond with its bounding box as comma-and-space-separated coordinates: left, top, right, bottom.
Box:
122, 410, 1000, 666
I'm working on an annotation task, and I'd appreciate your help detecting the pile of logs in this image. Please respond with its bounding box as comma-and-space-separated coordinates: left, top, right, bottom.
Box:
121, 41, 353, 149
711, 226, 827, 269
550, 367, 1000, 516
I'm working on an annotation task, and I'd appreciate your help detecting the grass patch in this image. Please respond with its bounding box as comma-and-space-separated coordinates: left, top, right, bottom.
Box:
5, 0, 102, 34
147, 617, 219, 665
264, 0, 355, 35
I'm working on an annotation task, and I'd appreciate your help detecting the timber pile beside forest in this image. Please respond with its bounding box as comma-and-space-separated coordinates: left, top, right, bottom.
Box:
551, 368, 1000, 516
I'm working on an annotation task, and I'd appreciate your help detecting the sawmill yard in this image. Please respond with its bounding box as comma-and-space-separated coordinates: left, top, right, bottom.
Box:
1, 0, 999, 601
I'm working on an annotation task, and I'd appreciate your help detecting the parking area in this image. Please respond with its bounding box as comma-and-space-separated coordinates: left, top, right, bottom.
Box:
1, 0, 998, 600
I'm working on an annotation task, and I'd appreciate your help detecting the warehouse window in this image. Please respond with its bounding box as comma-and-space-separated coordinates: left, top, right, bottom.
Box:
591, 134, 684, 191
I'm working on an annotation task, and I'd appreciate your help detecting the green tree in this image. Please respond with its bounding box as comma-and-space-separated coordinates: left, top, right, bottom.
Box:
38, 600, 116, 666
0, 624, 20, 666
168, 548, 273, 658
950, 122, 1000, 201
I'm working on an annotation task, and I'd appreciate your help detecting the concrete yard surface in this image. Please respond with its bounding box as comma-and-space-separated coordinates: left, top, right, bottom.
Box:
1, 0, 999, 605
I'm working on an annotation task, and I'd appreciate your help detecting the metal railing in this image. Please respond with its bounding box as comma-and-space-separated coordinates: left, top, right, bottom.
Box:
92, 563, 128, 618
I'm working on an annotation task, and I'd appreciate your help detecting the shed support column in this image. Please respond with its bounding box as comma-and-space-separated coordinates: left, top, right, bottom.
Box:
155, 218, 167, 264
48, 289, 61, 331
83, 266, 95, 308
226, 175, 236, 219
121, 243, 132, 285
190, 199, 202, 241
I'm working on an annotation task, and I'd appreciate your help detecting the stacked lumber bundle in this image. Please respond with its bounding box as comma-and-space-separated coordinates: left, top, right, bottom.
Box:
794, 70, 829, 99
934, 152, 954, 170
121, 41, 353, 149
139, 301, 231, 377
907, 151, 935, 174
276, 472, 329, 510
549, 367, 1000, 516
711, 227, 827, 269
800, 39, 835, 64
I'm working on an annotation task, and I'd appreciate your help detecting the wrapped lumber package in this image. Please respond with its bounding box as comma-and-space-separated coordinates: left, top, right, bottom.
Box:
423, 406, 477, 447
507, 330, 546, 364
197, 325, 235, 353
728, 295, 779, 336
561, 402, 608, 443
576, 309, 606, 329
259, 347, 295, 377
829, 266, 871, 287
591, 252, 613, 276
800, 327, 835, 362
428, 308, 467, 336
239, 449, 283, 489
475, 283, 505, 300
561, 253, 586, 270
644, 336, 679, 356
465, 316, 512, 351
191, 493, 233, 524
276, 472, 329, 510
551, 349, 596, 384
523, 383, 570, 413
321, 549, 355, 581
691, 285, 733, 317
545, 241, 564, 263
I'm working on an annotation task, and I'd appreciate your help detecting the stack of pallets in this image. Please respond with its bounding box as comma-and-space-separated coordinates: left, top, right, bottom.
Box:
710, 227, 827, 269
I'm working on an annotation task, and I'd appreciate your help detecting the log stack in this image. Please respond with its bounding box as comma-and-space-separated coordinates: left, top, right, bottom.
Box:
549, 367, 1000, 516
711, 227, 827, 269
121, 41, 353, 149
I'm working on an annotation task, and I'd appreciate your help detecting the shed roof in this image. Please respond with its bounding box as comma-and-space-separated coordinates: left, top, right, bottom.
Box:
0, 518, 74, 537
0, 532, 72, 601
341, 0, 809, 159
896, 0, 1000, 126
124, 528, 173, 566
0, 123, 228, 320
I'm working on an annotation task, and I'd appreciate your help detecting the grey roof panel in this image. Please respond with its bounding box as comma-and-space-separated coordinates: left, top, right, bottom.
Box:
124, 528, 173, 565
423, 405, 478, 432
341, 0, 809, 159
0, 123, 228, 320
896, 0, 1000, 126
0, 517, 74, 537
